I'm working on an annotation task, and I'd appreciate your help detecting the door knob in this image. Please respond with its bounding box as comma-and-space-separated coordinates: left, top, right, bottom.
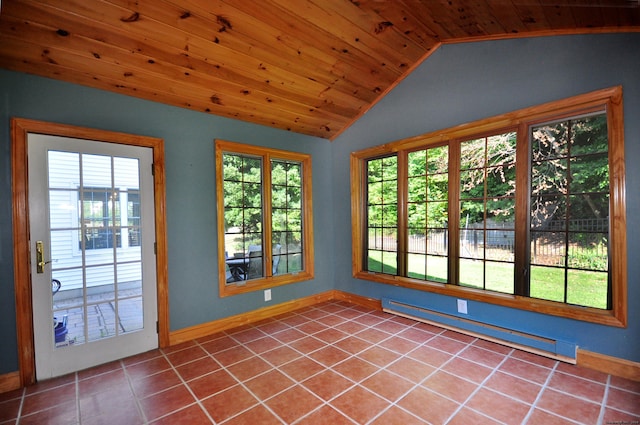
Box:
35, 241, 52, 274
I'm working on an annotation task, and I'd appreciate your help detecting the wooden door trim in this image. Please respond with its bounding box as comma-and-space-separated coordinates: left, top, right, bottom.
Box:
11, 118, 169, 386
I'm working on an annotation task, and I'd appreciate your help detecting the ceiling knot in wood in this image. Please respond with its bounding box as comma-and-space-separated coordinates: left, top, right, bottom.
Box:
374, 21, 393, 34
121, 12, 140, 23
217, 15, 233, 33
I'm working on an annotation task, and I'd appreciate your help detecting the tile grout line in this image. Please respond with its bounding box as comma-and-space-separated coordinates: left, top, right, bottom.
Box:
74, 372, 81, 425
27, 300, 628, 425
4, 301, 624, 425
168, 312, 612, 425
214, 356, 289, 424
271, 306, 377, 424
134, 348, 213, 424
360, 323, 478, 424
454, 348, 563, 420
524, 364, 614, 424
441, 341, 515, 425
309, 307, 431, 424
287, 306, 409, 423
163, 306, 586, 425
13, 386, 26, 425
270, 303, 391, 423
118, 359, 150, 425
232, 305, 424, 424
521, 358, 559, 424
138, 304, 456, 421
188, 342, 268, 424
365, 333, 452, 423
214, 315, 341, 425
597, 374, 612, 425
276, 304, 524, 424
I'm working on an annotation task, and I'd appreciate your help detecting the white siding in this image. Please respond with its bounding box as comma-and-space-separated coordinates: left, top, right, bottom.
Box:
48, 150, 144, 292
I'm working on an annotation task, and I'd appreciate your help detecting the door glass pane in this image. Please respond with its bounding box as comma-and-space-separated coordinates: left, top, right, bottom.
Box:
52, 267, 83, 347
48, 151, 79, 189
86, 246, 115, 267
87, 265, 115, 299
87, 302, 117, 342
54, 306, 83, 347
83, 154, 112, 187
119, 297, 144, 334
117, 261, 142, 293
50, 229, 82, 269
117, 244, 141, 264
48, 150, 144, 348
114, 157, 140, 188
49, 190, 79, 229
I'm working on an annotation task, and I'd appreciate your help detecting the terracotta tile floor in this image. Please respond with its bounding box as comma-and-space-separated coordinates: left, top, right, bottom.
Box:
1, 301, 639, 424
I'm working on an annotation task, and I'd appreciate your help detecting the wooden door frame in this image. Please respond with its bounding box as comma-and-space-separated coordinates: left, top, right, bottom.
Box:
11, 118, 170, 386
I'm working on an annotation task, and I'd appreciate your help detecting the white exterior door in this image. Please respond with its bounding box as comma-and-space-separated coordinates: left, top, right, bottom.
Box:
28, 133, 158, 380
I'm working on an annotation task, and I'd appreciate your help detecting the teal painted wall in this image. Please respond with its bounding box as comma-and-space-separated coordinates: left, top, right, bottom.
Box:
1, 33, 638, 376
331, 33, 640, 363
0, 70, 334, 374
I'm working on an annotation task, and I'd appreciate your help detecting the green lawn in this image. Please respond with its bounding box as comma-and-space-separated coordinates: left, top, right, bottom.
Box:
368, 252, 608, 309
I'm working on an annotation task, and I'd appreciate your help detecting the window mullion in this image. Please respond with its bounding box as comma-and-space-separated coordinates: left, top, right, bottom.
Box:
448, 141, 460, 285
263, 154, 273, 276
397, 151, 408, 277
514, 122, 530, 296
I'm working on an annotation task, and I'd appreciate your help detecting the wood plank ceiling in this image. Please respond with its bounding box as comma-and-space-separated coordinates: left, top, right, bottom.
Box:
0, 0, 638, 140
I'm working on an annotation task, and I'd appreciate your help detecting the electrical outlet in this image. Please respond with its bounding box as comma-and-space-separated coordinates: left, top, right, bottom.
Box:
457, 299, 468, 314
264, 289, 272, 302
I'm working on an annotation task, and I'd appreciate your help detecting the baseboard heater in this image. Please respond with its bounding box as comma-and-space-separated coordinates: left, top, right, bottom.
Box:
382, 298, 577, 363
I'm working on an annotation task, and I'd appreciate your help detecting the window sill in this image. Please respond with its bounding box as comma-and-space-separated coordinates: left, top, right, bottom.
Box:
354, 271, 625, 328
219, 271, 314, 297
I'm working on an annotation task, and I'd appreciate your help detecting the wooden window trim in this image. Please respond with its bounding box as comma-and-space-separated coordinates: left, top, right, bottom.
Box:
351, 86, 627, 327
215, 140, 314, 297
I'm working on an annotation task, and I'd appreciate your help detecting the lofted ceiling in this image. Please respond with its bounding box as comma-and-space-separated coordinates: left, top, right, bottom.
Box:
0, 1, 639, 140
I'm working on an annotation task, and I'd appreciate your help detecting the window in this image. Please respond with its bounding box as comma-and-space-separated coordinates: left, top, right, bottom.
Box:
351, 87, 627, 327
407, 146, 449, 283
458, 132, 517, 294
529, 114, 610, 309
216, 140, 314, 296
367, 156, 398, 275
80, 188, 141, 250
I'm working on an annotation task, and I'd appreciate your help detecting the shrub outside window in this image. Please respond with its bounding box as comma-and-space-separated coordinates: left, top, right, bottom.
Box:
351, 87, 627, 327
216, 140, 314, 297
